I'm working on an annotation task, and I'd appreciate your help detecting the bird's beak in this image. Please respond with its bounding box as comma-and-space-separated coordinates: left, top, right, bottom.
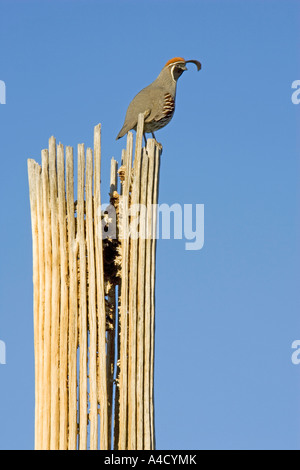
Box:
185, 59, 202, 71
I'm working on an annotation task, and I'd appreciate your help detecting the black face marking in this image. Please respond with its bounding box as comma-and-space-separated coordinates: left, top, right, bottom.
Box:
172, 64, 185, 81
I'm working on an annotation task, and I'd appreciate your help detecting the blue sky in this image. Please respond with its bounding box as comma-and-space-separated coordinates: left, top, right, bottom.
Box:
0, 0, 300, 450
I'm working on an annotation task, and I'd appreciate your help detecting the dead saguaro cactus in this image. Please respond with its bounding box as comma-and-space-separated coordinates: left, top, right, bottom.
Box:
28, 114, 162, 450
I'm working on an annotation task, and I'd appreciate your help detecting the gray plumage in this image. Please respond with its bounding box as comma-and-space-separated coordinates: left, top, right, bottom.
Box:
116, 57, 201, 141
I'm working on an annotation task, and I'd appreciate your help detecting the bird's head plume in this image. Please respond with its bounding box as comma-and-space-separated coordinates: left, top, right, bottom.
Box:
163, 57, 202, 82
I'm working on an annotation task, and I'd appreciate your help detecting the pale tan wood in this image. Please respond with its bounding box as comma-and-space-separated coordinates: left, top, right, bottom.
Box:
136, 149, 149, 450
86, 147, 98, 449
66, 146, 78, 450
128, 113, 144, 450
36, 162, 45, 450
107, 282, 116, 450
114, 150, 125, 451
49, 137, 60, 450
28, 160, 40, 449
41, 149, 52, 450
29, 124, 161, 451
118, 132, 133, 450
107, 157, 118, 450
150, 143, 161, 450
113, 288, 120, 450
77, 143, 88, 450
144, 138, 156, 449
94, 124, 108, 450
57, 144, 69, 450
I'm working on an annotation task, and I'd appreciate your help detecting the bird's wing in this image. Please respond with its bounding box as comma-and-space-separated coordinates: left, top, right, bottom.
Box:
120, 88, 152, 130
117, 84, 166, 139
145, 87, 168, 122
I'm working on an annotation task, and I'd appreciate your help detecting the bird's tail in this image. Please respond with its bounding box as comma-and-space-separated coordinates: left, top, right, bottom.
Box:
116, 125, 127, 140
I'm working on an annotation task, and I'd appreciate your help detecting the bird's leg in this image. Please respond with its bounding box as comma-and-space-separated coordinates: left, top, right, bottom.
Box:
143, 133, 148, 147
152, 132, 162, 147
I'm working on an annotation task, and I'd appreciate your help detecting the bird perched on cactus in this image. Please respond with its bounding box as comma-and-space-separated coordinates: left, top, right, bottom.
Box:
116, 57, 201, 144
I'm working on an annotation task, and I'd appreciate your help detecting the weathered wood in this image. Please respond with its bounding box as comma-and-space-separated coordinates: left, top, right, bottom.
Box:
41, 148, 52, 450
94, 124, 108, 450
28, 160, 40, 449
113, 149, 125, 451
36, 162, 45, 451
137, 149, 149, 450
57, 144, 69, 450
86, 147, 98, 450
49, 137, 60, 450
28, 122, 160, 450
107, 157, 118, 450
118, 132, 133, 450
144, 138, 156, 450
128, 113, 144, 450
66, 146, 78, 450
150, 143, 161, 450
78, 143, 88, 450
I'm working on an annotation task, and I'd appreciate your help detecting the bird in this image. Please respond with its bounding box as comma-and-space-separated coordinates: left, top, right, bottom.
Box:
116, 57, 201, 144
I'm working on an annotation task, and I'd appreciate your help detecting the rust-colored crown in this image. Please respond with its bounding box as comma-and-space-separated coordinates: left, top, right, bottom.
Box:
164, 57, 185, 67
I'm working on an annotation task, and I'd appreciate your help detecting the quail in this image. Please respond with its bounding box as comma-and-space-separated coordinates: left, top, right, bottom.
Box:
116, 57, 201, 143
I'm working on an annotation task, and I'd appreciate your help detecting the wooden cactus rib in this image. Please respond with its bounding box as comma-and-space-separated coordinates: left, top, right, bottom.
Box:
57, 144, 69, 450
41, 148, 51, 450
118, 131, 133, 450
150, 143, 161, 450
66, 146, 78, 450
144, 138, 156, 450
86, 146, 98, 450
49, 137, 60, 450
107, 157, 118, 451
137, 148, 149, 450
128, 113, 144, 450
27, 116, 161, 450
78, 143, 88, 450
28, 160, 41, 450
94, 124, 109, 450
